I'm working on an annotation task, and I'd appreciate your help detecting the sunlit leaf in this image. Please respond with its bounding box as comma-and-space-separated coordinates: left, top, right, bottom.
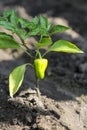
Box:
39, 27, 49, 36
15, 28, 27, 40
3, 10, 14, 18
39, 16, 51, 36
3, 10, 18, 27
0, 32, 20, 48
9, 64, 27, 97
40, 16, 48, 29
28, 27, 40, 36
18, 18, 29, 28
48, 40, 84, 53
10, 11, 18, 26
36, 37, 52, 48
50, 25, 71, 35
32, 16, 39, 25
0, 21, 14, 31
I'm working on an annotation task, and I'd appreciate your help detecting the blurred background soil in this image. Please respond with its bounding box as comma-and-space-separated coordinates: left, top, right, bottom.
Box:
0, 0, 87, 130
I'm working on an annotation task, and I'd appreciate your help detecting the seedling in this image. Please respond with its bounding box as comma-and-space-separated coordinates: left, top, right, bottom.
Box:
0, 10, 83, 97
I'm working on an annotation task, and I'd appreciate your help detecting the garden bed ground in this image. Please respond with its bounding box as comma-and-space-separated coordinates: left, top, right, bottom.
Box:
0, 0, 87, 130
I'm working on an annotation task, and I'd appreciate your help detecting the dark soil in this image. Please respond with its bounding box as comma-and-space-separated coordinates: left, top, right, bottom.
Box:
0, 0, 87, 130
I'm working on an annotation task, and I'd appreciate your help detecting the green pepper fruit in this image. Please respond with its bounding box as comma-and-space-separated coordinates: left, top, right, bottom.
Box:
34, 58, 48, 79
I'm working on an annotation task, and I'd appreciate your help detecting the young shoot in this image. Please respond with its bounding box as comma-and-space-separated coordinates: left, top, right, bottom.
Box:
0, 10, 84, 97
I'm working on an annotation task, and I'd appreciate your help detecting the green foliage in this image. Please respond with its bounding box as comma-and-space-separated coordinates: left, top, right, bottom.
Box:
18, 18, 29, 28
0, 10, 18, 30
9, 64, 27, 97
0, 32, 20, 48
36, 37, 52, 48
48, 40, 83, 53
0, 10, 84, 97
50, 25, 71, 35
39, 16, 51, 36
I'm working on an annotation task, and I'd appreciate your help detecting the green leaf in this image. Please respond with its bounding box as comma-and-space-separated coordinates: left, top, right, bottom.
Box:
0, 21, 15, 31
3, 10, 13, 18
0, 32, 20, 48
47, 22, 51, 31
48, 40, 84, 53
28, 21, 39, 31
32, 16, 39, 25
9, 64, 27, 97
39, 16, 51, 36
28, 27, 40, 36
3, 10, 17, 23
40, 16, 48, 29
15, 28, 27, 40
50, 25, 71, 35
0, 10, 17, 32
18, 18, 29, 28
27, 17, 39, 31
36, 37, 52, 48
39, 27, 49, 36
10, 11, 18, 26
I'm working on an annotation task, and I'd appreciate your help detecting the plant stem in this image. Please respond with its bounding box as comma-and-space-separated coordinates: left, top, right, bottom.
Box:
20, 45, 34, 58
36, 77, 41, 98
42, 50, 49, 57
35, 49, 42, 59
39, 35, 43, 42
20, 37, 34, 58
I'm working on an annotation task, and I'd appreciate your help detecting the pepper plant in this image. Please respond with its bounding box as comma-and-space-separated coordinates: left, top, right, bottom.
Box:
0, 10, 83, 97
